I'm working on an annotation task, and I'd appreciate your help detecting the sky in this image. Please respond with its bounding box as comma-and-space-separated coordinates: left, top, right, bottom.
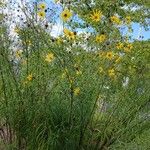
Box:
131, 23, 150, 40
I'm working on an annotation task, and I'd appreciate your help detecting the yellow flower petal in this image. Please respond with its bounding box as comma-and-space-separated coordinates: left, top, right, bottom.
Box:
96, 34, 106, 43
106, 51, 113, 60
61, 9, 72, 22
108, 69, 115, 77
45, 53, 55, 63
27, 74, 33, 81
90, 9, 102, 22
110, 16, 121, 25
63, 28, 75, 40
38, 3, 46, 10
38, 11, 46, 19
74, 87, 80, 96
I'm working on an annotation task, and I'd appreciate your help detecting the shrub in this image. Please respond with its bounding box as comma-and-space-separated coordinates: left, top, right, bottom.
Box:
0, 0, 150, 149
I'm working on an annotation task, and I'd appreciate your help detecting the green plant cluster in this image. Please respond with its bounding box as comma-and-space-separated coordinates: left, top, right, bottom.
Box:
0, 0, 150, 150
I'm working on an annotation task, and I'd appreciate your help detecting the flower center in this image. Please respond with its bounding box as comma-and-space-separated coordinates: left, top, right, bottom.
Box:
64, 14, 68, 17
94, 16, 98, 19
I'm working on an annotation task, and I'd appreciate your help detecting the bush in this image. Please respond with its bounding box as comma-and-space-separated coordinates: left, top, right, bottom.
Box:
0, 1, 150, 149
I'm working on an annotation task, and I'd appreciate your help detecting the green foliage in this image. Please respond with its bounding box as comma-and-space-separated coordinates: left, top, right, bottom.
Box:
0, 1, 150, 150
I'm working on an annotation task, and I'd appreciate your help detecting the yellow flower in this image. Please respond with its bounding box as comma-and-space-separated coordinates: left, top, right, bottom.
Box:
99, 51, 105, 58
110, 16, 121, 25
27, 40, 32, 46
90, 9, 102, 22
38, 3, 46, 10
14, 27, 20, 33
56, 37, 63, 44
15, 50, 23, 58
116, 42, 123, 49
61, 9, 72, 22
45, 53, 55, 63
96, 34, 106, 43
123, 43, 133, 52
108, 69, 115, 77
74, 87, 80, 96
125, 16, 131, 24
63, 28, 70, 35
106, 51, 113, 60
37, 11, 46, 19
63, 28, 75, 40
76, 70, 82, 75
27, 74, 33, 81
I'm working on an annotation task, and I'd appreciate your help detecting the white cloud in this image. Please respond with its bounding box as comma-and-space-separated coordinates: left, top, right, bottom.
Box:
50, 23, 63, 37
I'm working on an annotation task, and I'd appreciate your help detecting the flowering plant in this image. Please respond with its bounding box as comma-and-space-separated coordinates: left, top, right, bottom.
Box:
0, 0, 150, 149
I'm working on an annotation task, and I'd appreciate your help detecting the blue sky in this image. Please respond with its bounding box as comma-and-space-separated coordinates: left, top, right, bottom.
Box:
131, 23, 150, 40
